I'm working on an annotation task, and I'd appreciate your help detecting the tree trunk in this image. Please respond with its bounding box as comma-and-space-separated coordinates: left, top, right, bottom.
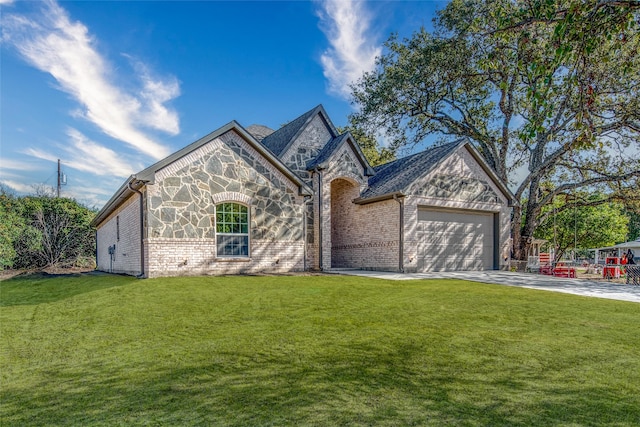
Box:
511, 205, 524, 260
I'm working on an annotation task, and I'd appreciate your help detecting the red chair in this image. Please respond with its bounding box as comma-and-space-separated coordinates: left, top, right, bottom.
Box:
539, 253, 553, 275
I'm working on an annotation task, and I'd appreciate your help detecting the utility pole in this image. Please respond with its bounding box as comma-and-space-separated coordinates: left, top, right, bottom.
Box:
57, 159, 61, 197
56, 159, 66, 197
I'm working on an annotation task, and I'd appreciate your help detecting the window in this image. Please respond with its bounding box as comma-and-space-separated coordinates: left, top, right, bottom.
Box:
215, 203, 249, 257
116, 215, 120, 241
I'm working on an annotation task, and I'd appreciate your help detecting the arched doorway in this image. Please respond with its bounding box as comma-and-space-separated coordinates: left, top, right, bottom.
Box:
330, 178, 360, 268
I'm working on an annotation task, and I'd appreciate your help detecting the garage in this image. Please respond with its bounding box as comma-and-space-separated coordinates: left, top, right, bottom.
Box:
417, 207, 496, 272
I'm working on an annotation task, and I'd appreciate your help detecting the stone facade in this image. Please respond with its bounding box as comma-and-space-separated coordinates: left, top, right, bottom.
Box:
281, 114, 333, 182
147, 132, 303, 243
412, 175, 500, 203
144, 130, 305, 276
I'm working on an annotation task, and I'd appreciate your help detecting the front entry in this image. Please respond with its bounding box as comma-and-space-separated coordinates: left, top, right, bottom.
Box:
330, 178, 360, 268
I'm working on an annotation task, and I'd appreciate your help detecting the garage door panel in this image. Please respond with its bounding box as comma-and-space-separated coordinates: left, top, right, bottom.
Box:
417, 208, 494, 272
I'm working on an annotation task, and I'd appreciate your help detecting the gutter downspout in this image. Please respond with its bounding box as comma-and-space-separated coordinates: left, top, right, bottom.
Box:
393, 194, 404, 273
303, 194, 313, 271
95, 230, 98, 271
315, 167, 324, 271
128, 181, 146, 278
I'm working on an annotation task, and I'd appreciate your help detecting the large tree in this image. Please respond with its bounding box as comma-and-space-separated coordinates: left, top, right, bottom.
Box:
534, 194, 629, 261
350, 0, 640, 259
337, 126, 395, 167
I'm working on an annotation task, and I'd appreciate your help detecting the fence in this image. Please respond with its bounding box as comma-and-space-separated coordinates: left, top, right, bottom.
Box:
626, 265, 640, 285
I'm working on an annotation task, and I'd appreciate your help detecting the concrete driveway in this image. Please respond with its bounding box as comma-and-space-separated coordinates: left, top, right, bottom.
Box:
330, 269, 640, 303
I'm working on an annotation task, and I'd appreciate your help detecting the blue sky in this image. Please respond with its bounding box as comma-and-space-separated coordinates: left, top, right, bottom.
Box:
1, 0, 446, 208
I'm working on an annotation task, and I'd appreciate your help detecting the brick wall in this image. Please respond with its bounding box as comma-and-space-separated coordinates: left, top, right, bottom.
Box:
316, 143, 400, 271
319, 144, 368, 270
96, 194, 143, 276
330, 180, 400, 270
146, 238, 304, 277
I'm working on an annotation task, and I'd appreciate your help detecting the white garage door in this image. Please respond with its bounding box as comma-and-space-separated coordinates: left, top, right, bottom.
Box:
417, 208, 495, 272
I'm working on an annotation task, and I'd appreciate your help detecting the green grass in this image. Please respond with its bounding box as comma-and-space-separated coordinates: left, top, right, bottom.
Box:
1, 273, 639, 426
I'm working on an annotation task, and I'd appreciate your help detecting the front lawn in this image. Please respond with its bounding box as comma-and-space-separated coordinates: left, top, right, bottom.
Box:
1, 273, 639, 426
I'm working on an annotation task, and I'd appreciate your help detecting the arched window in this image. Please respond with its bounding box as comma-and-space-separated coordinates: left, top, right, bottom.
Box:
215, 202, 249, 257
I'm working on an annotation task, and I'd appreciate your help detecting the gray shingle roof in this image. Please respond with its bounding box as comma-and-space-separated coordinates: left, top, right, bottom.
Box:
245, 124, 274, 142
360, 139, 466, 199
260, 105, 323, 156
306, 133, 349, 169
306, 132, 376, 176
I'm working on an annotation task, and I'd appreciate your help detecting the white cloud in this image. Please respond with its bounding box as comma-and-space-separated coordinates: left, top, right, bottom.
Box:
1, 0, 178, 160
0, 159, 41, 171
129, 57, 181, 135
317, 0, 381, 99
24, 128, 140, 178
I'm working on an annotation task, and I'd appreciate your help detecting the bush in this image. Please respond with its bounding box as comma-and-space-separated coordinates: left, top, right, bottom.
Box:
0, 189, 96, 270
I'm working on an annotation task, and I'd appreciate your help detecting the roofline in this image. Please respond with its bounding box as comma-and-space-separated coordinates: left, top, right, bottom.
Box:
278, 104, 338, 157
90, 175, 141, 227
92, 121, 313, 227
461, 141, 519, 207
590, 239, 640, 251
359, 138, 519, 206
231, 122, 314, 196
353, 191, 405, 205
309, 132, 376, 176
363, 139, 467, 200
343, 132, 375, 176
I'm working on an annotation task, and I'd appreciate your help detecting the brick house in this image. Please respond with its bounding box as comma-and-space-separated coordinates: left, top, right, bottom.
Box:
92, 105, 516, 277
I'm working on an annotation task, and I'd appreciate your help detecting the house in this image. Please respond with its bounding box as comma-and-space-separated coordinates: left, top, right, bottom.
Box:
91, 105, 516, 278
591, 238, 640, 264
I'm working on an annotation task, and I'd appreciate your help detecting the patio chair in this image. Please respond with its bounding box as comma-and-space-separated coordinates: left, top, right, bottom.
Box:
539, 253, 553, 275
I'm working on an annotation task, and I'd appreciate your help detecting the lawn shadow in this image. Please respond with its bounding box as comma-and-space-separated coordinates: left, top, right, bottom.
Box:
2, 341, 638, 426
0, 271, 136, 307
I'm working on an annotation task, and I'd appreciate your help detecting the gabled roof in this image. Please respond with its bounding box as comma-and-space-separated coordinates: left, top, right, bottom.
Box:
260, 104, 337, 157
306, 132, 376, 176
359, 140, 465, 201
356, 139, 517, 205
92, 121, 313, 227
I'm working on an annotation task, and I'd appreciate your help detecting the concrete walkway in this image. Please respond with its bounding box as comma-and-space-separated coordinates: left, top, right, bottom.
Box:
330, 269, 640, 303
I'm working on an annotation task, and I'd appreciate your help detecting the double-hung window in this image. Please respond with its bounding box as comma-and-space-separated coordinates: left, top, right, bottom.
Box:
215, 203, 249, 257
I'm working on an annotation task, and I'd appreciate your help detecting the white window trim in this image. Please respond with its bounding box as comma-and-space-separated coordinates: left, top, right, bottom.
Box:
214, 202, 250, 259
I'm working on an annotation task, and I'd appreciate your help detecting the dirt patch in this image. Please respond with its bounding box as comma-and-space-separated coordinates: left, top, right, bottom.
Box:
0, 270, 24, 281
571, 269, 628, 284
0, 267, 96, 281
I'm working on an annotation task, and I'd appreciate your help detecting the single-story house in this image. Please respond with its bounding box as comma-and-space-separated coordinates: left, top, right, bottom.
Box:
591, 238, 640, 264
92, 105, 516, 278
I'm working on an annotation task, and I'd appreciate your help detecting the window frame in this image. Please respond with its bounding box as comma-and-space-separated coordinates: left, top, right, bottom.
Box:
214, 202, 250, 258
